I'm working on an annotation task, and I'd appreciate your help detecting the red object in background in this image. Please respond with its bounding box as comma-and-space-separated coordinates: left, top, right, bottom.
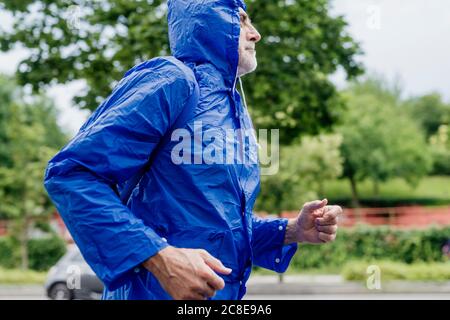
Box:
278, 206, 450, 229
52, 211, 74, 243
0, 211, 74, 242
0, 206, 449, 241
0, 220, 7, 236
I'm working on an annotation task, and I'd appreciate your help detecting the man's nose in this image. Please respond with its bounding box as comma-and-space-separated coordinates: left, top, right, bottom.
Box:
248, 26, 261, 43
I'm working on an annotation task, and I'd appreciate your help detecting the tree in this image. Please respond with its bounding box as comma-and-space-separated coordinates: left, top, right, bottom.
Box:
0, 75, 67, 269
255, 133, 343, 213
245, 0, 363, 143
337, 78, 433, 206
403, 93, 450, 175
0, 75, 19, 167
0, 0, 363, 143
405, 93, 450, 138
429, 124, 450, 175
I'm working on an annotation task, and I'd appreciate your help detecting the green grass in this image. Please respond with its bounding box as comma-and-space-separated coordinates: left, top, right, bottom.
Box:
255, 260, 450, 282
253, 265, 342, 276
322, 175, 450, 205
341, 260, 450, 282
0, 268, 47, 284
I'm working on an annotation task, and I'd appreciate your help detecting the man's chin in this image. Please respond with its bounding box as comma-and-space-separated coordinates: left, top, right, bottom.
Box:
238, 60, 258, 77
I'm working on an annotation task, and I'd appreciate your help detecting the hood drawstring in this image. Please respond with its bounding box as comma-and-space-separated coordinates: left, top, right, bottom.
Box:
238, 76, 261, 151
238, 77, 248, 109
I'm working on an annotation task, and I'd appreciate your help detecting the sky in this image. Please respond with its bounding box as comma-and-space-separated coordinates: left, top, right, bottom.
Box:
0, 0, 449, 135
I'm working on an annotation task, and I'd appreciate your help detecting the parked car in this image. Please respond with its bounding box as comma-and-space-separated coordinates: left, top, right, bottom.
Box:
45, 245, 104, 300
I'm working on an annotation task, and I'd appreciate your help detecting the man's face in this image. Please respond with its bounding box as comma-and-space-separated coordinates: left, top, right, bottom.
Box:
237, 8, 261, 77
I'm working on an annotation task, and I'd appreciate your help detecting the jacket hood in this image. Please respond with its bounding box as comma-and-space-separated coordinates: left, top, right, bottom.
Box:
168, 0, 247, 89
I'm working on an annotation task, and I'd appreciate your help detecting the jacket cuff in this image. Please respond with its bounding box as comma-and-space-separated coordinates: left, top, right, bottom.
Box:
253, 218, 298, 273
100, 228, 169, 290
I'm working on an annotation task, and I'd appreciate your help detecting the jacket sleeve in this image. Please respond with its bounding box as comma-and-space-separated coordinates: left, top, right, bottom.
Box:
251, 215, 298, 273
44, 68, 195, 290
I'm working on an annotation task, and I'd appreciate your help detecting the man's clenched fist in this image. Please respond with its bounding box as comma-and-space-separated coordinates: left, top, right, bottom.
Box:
284, 199, 342, 244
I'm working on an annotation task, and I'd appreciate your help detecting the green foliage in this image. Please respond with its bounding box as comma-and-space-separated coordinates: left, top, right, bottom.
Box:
0, 236, 66, 271
0, 98, 61, 220
0, 74, 68, 268
256, 133, 343, 213
0, 0, 363, 143
329, 198, 450, 208
0, 75, 20, 168
0, 77, 66, 208
28, 237, 67, 271
405, 93, 450, 138
289, 226, 450, 270
0, 237, 18, 268
429, 125, 450, 175
322, 176, 450, 207
342, 260, 450, 282
405, 93, 450, 176
337, 77, 433, 203
0, 0, 169, 110
244, 0, 364, 143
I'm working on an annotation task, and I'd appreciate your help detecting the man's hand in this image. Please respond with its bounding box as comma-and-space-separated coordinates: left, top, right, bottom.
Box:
142, 246, 232, 300
284, 199, 342, 244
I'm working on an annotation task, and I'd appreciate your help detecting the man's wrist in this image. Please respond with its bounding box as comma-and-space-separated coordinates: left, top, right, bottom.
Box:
284, 218, 300, 245
142, 245, 174, 275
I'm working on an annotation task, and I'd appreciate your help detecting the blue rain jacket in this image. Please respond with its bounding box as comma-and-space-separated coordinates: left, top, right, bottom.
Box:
44, 0, 297, 300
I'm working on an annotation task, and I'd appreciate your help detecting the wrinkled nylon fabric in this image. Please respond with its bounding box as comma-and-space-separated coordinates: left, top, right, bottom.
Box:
44, 0, 297, 300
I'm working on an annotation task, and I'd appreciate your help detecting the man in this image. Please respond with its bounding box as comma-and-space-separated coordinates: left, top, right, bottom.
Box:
44, 0, 341, 300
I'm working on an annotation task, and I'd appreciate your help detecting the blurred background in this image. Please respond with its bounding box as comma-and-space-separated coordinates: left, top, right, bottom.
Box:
0, 0, 448, 300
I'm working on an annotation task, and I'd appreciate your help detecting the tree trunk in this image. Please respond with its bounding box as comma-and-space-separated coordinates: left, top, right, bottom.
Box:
373, 180, 380, 198
349, 176, 360, 208
19, 217, 30, 270
349, 177, 362, 223
278, 273, 284, 284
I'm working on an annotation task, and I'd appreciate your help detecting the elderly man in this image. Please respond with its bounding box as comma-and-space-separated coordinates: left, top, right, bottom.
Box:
44, 0, 341, 300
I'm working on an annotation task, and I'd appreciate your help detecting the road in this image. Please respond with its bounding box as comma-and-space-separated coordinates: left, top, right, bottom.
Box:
244, 293, 450, 300
0, 285, 449, 300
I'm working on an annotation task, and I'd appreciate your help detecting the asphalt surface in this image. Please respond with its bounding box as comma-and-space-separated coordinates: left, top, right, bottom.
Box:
1, 275, 449, 300
0, 285, 46, 300
244, 293, 450, 300
1, 291, 449, 300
